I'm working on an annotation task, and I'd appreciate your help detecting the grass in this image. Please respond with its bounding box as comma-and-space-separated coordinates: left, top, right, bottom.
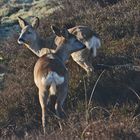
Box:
0, 0, 140, 139
0, 0, 59, 26
0, 102, 140, 139
0, 0, 60, 39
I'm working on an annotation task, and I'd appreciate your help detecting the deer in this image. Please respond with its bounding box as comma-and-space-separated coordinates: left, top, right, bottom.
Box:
17, 17, 101, 76
18, 24, 86, 133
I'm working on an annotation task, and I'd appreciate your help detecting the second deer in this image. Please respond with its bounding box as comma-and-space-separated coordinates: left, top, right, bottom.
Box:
18, 17, 101, 76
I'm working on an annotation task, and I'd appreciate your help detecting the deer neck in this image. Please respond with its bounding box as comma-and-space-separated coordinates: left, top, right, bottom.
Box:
25, 35, 56, 57
54, 45, 69, 63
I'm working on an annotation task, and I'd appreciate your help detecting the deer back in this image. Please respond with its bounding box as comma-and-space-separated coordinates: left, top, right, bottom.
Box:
68, 26, 99, 41
34, 54, 67, 88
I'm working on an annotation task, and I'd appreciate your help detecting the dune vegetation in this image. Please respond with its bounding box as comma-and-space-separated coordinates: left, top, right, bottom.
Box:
0, 0, 140, 139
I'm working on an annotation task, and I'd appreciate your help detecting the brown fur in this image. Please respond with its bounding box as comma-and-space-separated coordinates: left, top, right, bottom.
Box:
34, 54, 67, 85
68, 26, 99, 41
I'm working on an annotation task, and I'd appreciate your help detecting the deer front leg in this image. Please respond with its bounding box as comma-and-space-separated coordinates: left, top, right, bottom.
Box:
74, 60, 94, 76
82, 61, 94, 77
71, 53, 94, 76
39, 89, 48, 134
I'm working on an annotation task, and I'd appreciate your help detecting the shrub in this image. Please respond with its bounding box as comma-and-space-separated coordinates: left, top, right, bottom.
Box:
0, 0, 140, 138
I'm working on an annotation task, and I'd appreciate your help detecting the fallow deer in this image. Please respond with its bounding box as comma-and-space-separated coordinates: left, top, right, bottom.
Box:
18, 17, 101, 76
18, 25, 86, 133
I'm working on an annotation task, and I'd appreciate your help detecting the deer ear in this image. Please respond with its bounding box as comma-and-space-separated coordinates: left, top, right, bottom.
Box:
32, 17, 39, 29
61, 27, 70, 39
51, 25, 61, 37
17, 16, 28, 29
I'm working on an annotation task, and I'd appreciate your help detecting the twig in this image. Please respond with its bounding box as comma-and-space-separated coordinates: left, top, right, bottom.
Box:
95, 63, 140, 71
109, 102, 119, 119
127, 87, 140, 101
131, 114, 140, 127
88, 70, 105, 108
81, 117, 108, 139
90, 106, 110, 115
83, 76, 88, 123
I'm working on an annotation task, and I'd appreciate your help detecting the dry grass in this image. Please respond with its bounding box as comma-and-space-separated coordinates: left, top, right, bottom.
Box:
0, 104, 140, 139
0, 0, 140, 139
0, 0, 58, 25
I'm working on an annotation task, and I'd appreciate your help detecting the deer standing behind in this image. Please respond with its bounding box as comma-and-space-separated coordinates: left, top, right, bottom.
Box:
18, 17, 101, 76
18, 21, 86, 133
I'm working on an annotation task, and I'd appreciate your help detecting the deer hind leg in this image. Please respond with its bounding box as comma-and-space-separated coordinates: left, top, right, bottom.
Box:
55, 81, 68, 119
47, 94, 56, 114
38, 89, 48, 134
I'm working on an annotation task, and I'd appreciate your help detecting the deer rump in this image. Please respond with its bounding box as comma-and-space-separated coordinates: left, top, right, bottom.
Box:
34, 54, 67, 96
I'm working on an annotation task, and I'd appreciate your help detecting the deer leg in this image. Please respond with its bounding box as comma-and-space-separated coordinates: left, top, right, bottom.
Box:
38, 89, 48, 134
48, 95, 56, 111
71, 50, 94, 76
74, 60, 94, 76
83, 62, 94, 76
55, 81, 68, 118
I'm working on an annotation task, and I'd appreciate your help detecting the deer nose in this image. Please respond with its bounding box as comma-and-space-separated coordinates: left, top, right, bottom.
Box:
18, 37, 25, 44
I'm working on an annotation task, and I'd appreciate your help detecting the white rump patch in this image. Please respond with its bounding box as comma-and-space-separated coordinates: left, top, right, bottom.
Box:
49, 82, 56, 95
42, 72, 64, 86
85, 36, 101, 57
41, 72, 64, 95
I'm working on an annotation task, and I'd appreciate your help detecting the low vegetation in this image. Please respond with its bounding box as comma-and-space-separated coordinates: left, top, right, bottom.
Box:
0, 0, 58, 38
0, 0, 140, 139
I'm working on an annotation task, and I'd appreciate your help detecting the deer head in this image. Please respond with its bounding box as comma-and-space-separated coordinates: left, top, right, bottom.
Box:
52, 26, 86, 56
18, 16, 39, 45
